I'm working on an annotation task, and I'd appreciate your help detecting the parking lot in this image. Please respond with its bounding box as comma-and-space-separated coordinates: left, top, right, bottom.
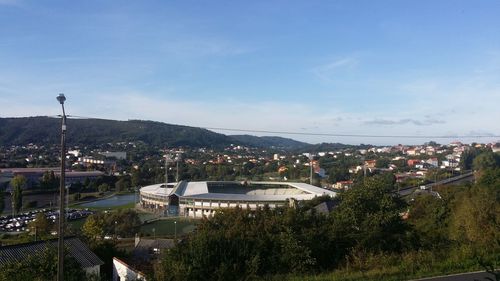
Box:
0, 208, 94, 233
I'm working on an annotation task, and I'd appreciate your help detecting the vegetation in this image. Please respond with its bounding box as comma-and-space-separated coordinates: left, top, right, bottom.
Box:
151, 161, 499, 281
0, 117, 233, 148
28, 212, 54, 237
82, 209, 141, 241
0, 191, 4, 215
11, 175, 26, 215
0, 117, 314, 150
229, 135, 309, 150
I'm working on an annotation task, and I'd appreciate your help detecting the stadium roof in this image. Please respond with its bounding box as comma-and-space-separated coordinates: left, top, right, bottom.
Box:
141, 181, 336, 202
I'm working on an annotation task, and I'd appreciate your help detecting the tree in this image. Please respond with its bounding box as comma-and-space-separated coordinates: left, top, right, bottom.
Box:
460, 148, 481, 170
472, 151, 499, 171
408, 194, 450, 249
477, 168, 500, 187
328, 165, 350, 183
109, 209, 141, 238
40, 171, 58, 190
331, 175, 409, 252
29, 212, 53, 237
83, 210, 141, 241
97, 183, 110, 193
449, 186, 500, 249
83, 213, 106, 242
0, 188, 4, 215
375, 158, 391, 169
115, 178, 130, 192
11, 175, 26, 215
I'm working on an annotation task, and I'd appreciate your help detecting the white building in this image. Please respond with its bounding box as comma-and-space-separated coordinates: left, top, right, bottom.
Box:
140, 181, 336, 218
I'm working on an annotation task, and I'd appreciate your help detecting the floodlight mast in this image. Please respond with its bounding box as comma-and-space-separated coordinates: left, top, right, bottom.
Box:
56, 93, 66, 281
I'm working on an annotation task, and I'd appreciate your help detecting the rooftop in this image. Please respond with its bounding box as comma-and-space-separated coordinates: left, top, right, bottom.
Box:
0, 236, 104, 269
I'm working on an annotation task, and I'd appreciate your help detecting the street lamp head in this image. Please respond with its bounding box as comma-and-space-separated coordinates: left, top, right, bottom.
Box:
56, 93, 66, 105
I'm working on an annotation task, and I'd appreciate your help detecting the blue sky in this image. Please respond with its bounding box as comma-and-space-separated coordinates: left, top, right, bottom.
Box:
1, 0, 499, 145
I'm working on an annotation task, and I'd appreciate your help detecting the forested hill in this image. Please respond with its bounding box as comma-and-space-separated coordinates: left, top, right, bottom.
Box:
229, 135, 310, 150
0, 117, 234, 147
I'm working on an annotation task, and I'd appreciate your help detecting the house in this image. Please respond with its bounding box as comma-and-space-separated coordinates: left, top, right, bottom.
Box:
312, 200, 337, 215
0, 168, 104, 189
112, 237, 176, 281
112, 257, 146, 281
406, 149, 417, 156
132, 237, 175, 261
407, 159, 421, 167
426, 158, 439, 167
492, 145, 500, 153
0, 236, 103, 277
333, 180, 354, 190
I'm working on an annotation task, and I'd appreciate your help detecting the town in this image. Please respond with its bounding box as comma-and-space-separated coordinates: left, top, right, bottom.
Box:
0, 136, 499, 280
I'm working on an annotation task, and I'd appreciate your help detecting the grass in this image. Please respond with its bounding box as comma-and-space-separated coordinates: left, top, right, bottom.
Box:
140, 218, 198, 237
270, 250, 500, 281
66, 217, 87, 233
78, 202, 137, 211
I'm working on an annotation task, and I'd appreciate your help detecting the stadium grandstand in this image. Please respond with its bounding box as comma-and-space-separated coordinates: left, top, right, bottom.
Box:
139, 181, 336, 218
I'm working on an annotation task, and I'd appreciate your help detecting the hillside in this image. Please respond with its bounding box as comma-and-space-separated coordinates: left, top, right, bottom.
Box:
0, 117, 234, 148
229, 135, 310, 150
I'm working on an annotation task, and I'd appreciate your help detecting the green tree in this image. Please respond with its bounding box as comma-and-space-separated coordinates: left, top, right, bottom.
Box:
0, 189, 4, 215
97, 183, 109, 193
375, 158, 391, 169
477, 167, 500, 187
114, 178, 130, 192
40, 171, 58, 190
108, 209, 141, 238
408, 194, 450, 249
29, 212, 53, 237
449, 186, 500, 250
331, 175, 409, 252
83, 213, 106, 242
83, 210, 141, 241
11, 175, 26, 215
472, 151, 499, 171
460, 148, 481, 170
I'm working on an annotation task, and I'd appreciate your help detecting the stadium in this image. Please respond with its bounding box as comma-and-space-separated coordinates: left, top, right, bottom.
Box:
139, 181, 336, 218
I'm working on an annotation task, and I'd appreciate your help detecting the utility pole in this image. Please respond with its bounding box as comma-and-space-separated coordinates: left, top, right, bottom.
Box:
176, 156, 179, 183
309, 154, 313, 185
165, 152, 171, 216
56, 93, 67, 281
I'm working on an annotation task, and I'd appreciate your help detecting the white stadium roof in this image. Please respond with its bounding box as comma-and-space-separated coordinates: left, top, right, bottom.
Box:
141, 181, 336, 202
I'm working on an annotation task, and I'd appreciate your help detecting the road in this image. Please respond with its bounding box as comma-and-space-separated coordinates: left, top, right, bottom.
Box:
410, 270, 498, 281
397, 172, 474, 197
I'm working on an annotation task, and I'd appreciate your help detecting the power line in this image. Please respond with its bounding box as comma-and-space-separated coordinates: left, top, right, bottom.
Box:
49, 115, 500, 139
202, 127, 500, 139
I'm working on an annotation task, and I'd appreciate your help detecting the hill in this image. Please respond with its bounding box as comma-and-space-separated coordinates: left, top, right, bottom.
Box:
0, 117, 366, 151
0, 117, 234, 148
295, 142, 372, 153
229, 135, 310, 150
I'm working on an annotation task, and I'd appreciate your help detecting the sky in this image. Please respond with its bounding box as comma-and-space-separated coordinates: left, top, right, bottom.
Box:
1, 0, 499, 145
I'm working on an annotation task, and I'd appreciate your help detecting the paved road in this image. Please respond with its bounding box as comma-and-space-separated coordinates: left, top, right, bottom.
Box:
411, 270, 498, 281
397, 172, 474, 197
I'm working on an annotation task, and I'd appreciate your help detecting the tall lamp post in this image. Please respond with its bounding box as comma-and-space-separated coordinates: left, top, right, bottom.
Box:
56, 93, 67, 281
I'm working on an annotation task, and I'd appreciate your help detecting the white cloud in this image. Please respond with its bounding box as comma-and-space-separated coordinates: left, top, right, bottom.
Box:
311, 57, 359, 82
